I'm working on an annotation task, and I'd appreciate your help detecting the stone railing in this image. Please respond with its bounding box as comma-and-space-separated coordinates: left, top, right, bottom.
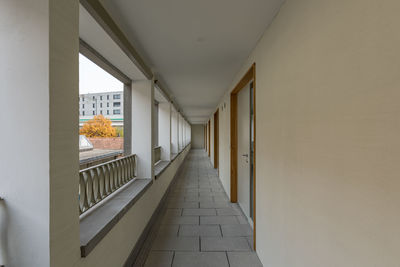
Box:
79, 154, 137, 215
154, 146, 162, 164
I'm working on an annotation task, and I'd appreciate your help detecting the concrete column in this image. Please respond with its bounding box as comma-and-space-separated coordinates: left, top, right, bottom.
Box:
153, 101, 159, 147
158, 102, 171, 161
184, 121, 187, 146
178, 114, 183, 151
131, 80, 154, 179
0, 1, 79, 266
171, 108, 179, 154
124, 82, 132, 155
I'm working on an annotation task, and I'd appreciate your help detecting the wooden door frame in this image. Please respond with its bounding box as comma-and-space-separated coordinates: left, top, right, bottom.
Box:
208, 120, 211, 157
230, 63, 256, 249
204, 124, 207, 150
213, 109, 219, 169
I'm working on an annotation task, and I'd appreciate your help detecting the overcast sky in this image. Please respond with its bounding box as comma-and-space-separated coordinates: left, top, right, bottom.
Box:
79, 54, 123, 94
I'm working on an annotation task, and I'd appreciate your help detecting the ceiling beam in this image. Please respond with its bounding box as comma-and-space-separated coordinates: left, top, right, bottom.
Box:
79, 38, 131, 85
80, 0, 153, 80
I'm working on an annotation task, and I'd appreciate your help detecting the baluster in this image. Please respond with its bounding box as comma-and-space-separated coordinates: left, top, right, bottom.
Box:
109, 162, 115, 192
84, 170, 94, 208
103, 164, 110, 195
90, 168, 100, 205
118, 160, 123, 186
124, 158, 128, 182
121, 158, 126, 183
127, 156, 132, 180
114, 161, 120, 187
79, 172, 89, 214
98, 166, 105, 199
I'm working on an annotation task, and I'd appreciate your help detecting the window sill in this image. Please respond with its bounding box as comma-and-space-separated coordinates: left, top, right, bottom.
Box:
171, 153, 178, 161
154, 160, 171, 179
79, 178, 152, 257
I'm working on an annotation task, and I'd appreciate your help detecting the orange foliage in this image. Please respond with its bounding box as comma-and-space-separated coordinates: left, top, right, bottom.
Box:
79, 115, 117, 137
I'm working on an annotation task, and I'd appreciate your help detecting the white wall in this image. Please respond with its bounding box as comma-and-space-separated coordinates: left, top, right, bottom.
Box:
191, 124, 205, 149
214, 0, 400, 266
0, 1, 79, 266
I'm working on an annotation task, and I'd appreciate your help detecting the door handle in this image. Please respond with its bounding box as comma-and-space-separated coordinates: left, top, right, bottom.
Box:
242, 154, 249, 157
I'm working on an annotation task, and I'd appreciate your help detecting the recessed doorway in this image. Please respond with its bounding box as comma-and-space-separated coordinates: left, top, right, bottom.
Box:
230, 63, 256, 249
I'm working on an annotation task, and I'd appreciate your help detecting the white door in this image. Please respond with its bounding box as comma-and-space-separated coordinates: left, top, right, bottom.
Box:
237, 82, 252, 224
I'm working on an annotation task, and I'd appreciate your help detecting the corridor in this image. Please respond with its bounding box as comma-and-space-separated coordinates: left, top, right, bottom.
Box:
137, 149, 262, 267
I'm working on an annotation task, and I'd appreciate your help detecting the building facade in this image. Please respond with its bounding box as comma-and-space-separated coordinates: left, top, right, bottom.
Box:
79, 91, 123, 127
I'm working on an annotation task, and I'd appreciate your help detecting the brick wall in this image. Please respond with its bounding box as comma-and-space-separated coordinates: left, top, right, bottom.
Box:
88, 137, 123, 150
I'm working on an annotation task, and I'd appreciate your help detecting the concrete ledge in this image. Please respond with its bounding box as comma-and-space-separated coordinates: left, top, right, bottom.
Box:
154, 161, 171, 179
80, 178, 153, 257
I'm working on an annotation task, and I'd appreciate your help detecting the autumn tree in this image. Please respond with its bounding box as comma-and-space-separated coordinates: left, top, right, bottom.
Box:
80, 115, 117, 137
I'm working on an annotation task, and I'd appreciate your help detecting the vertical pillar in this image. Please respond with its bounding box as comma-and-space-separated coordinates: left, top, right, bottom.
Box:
0, 1, 79, 266
158, 102, 171, 161
153, 101, 159, 147
131, 80, 154, 179
124, 82, 132, 155
171, 108, 179, 154
178, 114, 183, 151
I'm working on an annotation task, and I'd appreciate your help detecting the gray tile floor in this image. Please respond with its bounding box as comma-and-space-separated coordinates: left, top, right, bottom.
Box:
138, 150, 262, 267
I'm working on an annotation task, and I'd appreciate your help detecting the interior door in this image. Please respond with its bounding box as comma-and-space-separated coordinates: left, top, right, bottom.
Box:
237, 82, 251, 222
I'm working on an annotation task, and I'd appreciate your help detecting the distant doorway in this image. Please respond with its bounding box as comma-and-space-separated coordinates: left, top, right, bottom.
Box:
230, 63, 256, 249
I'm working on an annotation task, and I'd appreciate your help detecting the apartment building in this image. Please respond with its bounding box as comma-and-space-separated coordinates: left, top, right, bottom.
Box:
79, 91, 123, 126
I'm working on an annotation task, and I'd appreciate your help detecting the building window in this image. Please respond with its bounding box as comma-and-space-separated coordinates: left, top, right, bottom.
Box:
113, 109, 121, 115
92, 96, 95, 100
107, 103, 109, 108
100, 110, 103, 115
113, 94, 121, 100
113, 102, 121, 107
82, 97, 84, 101
93, 103, 95, 108
93, 111, 95, 115
107, 110, 109, 115
107, 95, 109, 100
100, 103, 103, 108
83, 111, 85, 116
82, 104, 85, 108
100, 96, 103, 100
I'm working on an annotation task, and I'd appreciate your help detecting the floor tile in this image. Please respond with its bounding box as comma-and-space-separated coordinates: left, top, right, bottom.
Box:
168, 201, 199, 209
227, 252, 263, 267
179, 225, 221, 237
151, 236, 199, 251
200, 216, 239, 225
221, 224, 253, 237
161, 216, 199, 225
200, 202, 230, 208
172, 252, 229, 267
236, 215, 250, 224
201, 237, 251, 252
144, 251, 174, 267
182, 208, 216, 216
157, 225, 180, 236
164, 209, 182, 216
216, 208, 241, 216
